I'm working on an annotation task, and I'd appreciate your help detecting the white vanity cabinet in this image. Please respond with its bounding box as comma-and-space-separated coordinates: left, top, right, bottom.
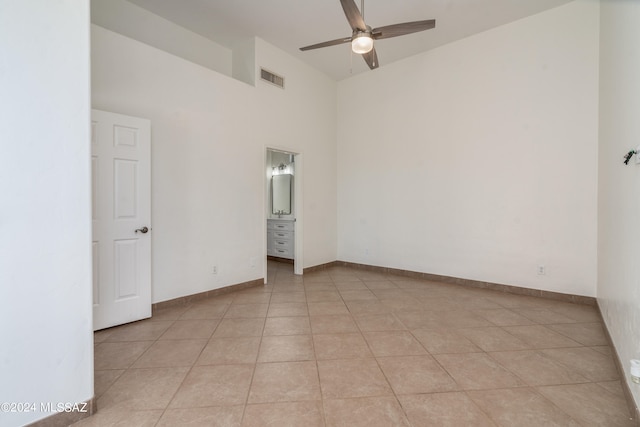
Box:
267, 219, 294, 259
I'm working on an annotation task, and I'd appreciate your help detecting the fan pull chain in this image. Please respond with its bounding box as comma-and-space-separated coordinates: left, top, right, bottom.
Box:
350, 48, 353, 74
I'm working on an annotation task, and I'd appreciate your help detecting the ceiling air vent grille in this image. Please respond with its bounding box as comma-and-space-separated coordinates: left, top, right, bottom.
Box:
260, 68, 285, 89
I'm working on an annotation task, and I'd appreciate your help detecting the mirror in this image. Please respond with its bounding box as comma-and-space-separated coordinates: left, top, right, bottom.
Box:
272, 174, 292, 215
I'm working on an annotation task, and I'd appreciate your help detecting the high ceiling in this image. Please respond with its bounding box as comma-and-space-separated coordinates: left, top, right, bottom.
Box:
127, 0, 574, 81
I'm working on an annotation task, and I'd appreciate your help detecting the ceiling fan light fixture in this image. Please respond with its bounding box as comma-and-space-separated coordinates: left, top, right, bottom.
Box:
351, 33, 373, 54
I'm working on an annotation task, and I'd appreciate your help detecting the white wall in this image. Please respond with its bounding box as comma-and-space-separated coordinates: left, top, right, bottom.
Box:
232, 38, 256, 86
91, 0, 232, 77
92, 26, 337, 303
0, 1, 94, 426
598, 0, 640, 409
254, 38, 338, 269
337, 0, 600, 297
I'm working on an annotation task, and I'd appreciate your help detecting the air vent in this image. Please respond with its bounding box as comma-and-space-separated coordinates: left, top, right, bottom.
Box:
260, 68, 285, 89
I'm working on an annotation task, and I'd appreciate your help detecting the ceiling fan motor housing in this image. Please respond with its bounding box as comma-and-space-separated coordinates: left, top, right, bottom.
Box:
352, 26, 374, 54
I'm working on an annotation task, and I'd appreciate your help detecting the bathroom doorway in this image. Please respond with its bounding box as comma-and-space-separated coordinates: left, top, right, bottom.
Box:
265, 148, 303, 282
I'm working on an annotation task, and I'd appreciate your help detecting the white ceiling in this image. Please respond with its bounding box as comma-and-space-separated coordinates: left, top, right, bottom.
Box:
127, 0, 574, 81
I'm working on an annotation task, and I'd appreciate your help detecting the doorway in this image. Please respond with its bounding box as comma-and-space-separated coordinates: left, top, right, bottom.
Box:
265, 148, 303, 282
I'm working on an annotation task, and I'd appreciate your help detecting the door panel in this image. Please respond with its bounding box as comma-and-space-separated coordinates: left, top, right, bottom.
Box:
114, 125, 138, 148
92, 109, 151, 330
114, 239, 138, 300
114, 159, 138, 218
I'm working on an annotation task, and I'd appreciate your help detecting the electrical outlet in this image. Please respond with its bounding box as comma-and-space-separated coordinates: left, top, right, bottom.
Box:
249, 257, 257, 269
212, 265, 218, 275
537, 265, 546, 275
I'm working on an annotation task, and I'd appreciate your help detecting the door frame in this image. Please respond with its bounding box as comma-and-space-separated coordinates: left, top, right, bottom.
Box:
264, 146, 303, 279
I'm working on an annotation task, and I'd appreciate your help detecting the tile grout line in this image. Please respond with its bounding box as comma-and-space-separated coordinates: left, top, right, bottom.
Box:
97, 317, 178, 416
146, 303, 231, 426
312, 273, 333, 427
151, 298, 232, 425
343, 275, 415, 425
237, 294, 268, 426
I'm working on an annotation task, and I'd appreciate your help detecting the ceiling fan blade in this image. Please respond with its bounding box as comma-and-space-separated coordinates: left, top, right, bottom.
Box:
372, 19, 436, 40
300, 36, 352, 51
362, 46, 379, 70
340, 0, 367, 31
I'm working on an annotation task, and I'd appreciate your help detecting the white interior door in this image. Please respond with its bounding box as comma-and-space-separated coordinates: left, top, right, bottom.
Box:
92, 109, 151, 330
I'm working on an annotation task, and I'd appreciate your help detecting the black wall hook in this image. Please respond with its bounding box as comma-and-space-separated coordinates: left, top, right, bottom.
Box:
623, 150, 637, 165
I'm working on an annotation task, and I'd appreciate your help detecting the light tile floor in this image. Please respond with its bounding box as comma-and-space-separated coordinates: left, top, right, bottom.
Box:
79, 261, 635, 426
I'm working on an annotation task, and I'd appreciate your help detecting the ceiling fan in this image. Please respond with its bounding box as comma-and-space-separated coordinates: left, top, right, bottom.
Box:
299, 0, 436, 70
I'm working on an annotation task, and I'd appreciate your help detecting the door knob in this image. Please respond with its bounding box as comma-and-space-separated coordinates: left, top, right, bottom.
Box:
135, 226, 149, 234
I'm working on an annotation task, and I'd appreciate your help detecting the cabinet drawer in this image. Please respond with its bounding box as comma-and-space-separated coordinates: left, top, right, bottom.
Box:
273, 239, 293, 250
267, 220, 294, 231
269, 246, 293, 259
270, 230, 292, 240
267, 230, 292, 243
